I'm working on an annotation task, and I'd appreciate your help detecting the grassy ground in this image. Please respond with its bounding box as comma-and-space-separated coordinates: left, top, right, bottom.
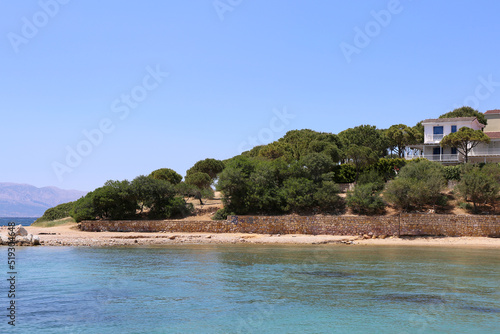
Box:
31, 217, 76, 227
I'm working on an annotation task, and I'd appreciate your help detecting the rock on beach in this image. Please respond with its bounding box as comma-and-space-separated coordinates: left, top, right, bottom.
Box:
0, 225, 41, 246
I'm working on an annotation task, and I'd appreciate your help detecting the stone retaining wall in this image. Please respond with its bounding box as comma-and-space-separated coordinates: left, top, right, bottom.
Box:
400, 214, 500, 237
80, 214, 500, 237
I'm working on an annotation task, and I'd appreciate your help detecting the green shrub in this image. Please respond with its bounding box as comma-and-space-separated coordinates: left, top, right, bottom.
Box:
357, 170, 385, 191
280, 178, 316, 212
383, 160, 446, 211
436, 195, 449, 207
458, 202, 473, 212
332, 164, 356, 183
347, 183, 385, 215
35, 201, 75, 223
300, 153, 335, 181
314, 181, 346, 214
456, 167, 499, 212
373, 158, 406, 180
31, 217, 76, 227
164, 197, 194, 219
481, 163, 500, 182
443, 165, 461, 181
212, 208, 232, 221
70, 196, 96, 222
383, 178, 413, 211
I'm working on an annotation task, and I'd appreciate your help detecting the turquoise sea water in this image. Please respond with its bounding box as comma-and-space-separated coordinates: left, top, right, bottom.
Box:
1, 245, 499, 333
0, 217, 37, 226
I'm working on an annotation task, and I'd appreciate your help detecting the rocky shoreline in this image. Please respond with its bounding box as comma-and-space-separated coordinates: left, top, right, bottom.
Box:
1, 224, 499, 248
1, 225, 40, 246
0, 224, 359, 247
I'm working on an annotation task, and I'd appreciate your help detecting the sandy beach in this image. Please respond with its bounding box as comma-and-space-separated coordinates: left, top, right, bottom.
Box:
2, 223, 499, 248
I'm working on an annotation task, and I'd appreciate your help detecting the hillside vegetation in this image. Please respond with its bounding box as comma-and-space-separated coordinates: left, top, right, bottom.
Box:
35, 107, 500, 223
31, 217, 76, 228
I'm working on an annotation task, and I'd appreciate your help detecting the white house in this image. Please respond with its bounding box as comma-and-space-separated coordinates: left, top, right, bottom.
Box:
406, 109, 500, 164
474, 109, 500, 162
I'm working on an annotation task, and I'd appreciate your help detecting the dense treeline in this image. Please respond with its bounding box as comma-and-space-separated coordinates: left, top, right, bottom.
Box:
215, 145, 500, 218
217, 154, 345, 216
386, 160, 500, 213
65, 158, 226, 222
214, 124, 414, 218
240, 124, 422, 169
70, 178, 193, 222
35, 201, 76, 223
37, 106, 500, 221
213, 106, 499, 217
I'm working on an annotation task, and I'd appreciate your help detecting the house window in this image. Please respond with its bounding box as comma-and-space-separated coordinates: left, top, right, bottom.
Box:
451, 147, 457, 155
433, 126, 444, 135
433, 147, 442, 155
451, 125, 457, 133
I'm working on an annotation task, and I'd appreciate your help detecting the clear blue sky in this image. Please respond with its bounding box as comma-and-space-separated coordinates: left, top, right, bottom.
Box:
2, 0, 500, 191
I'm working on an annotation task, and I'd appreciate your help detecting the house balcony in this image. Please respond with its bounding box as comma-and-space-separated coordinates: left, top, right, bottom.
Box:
469, 148, 500, 156
405, 153, 459, 162
424, 134, 444, 143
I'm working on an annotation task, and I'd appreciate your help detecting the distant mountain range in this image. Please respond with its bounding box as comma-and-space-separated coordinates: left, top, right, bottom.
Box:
0, 183, 87, 217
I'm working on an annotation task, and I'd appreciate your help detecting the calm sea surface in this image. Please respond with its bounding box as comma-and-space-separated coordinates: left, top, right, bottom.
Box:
0, 217, 37, 226
1, 245, 499, 333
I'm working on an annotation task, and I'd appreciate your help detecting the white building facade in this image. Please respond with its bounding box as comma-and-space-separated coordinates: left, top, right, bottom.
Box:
406, 110, 500, 164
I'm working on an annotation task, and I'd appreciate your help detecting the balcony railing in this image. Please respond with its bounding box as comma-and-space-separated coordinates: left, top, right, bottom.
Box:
424, 134, 444, 143
427, 154, 459, 161
406, 146, 500, 161
470, 148, 500, 156
405, 153, 459, 162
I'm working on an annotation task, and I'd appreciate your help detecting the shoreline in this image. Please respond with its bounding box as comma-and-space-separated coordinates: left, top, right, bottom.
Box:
1, 224, 499, 248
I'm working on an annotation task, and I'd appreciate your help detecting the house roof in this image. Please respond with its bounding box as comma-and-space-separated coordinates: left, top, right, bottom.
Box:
485, 132, 500, 139
485, 109, 500, 115
421, 117, 477, 123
